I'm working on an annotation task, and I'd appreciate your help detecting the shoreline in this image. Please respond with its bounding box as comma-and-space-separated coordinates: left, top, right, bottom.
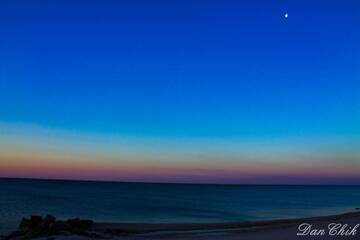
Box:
92, 211, 360, 236
4, 210, 360, 239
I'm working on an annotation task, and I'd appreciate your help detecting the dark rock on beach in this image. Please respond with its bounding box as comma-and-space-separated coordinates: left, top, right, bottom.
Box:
4, 215, 94, 239
19, 218, 31, 232
43, 214, 56, 230
66, 218, 93, 230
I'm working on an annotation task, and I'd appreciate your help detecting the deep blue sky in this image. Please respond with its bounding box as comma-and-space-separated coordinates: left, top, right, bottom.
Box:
1, 0, 359, 138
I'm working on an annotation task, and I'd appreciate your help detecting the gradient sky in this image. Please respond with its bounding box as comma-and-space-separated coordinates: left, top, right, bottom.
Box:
0, 0, 359, 184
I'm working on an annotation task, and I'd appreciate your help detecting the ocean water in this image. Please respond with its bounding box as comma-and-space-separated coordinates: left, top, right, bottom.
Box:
1, 178, 360, 235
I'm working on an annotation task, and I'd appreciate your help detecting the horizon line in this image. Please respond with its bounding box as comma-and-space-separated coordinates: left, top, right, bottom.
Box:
1, 176, 360, 187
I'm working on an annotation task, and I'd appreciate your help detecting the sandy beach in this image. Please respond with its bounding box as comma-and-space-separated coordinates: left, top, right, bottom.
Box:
5, 211, 360, 240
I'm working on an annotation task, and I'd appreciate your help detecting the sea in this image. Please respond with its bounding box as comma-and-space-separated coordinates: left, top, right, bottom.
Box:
1, 178, 360, 235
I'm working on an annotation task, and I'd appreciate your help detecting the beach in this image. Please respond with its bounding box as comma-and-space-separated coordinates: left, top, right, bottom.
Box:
4, 211, 360, 240
92, 211, 360, 240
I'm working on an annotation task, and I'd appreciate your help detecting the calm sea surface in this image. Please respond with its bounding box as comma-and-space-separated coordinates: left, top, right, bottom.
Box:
1, 178, 360, 235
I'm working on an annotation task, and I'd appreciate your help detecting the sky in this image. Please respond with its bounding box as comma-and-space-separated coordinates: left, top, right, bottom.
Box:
0, 0, 359, 184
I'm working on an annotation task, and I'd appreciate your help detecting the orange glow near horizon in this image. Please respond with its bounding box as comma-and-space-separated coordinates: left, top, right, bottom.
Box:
1, 123, 360, 184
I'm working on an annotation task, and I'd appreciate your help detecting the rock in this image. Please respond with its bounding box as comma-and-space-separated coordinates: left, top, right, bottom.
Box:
78, 220, 93, 229
66, 218, 93, 230
52, 220, 71, 233
44, 214, 56, 229
67, 218, 80, 224
29, 215, 43, 228
22, 215, 45, 237
19, 216, 44, 233
10, 215, 94, 239
19, 218, 31, 231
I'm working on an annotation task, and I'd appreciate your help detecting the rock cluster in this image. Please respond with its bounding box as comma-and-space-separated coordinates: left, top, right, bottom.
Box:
6, 215, 94, 239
